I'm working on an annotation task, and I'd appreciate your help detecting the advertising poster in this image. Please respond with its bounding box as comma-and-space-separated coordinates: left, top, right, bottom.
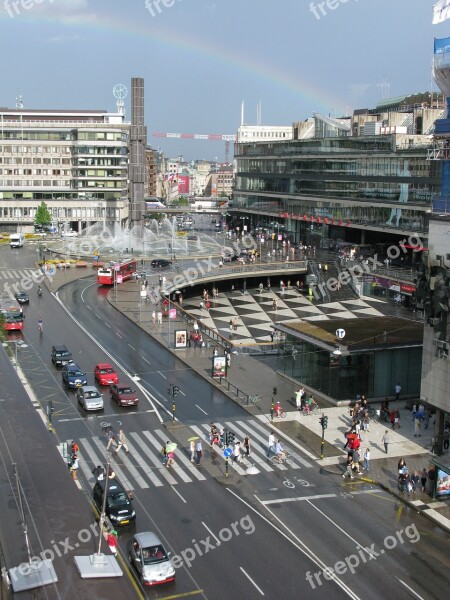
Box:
169, 308, 177, 320
212, 356, 227, 377
436, 468, 450, 497
174, 330, 187, 349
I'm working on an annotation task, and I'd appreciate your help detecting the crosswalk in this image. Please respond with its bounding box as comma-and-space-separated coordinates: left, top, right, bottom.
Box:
0, 268, 43, 282
60, 419, 313, 491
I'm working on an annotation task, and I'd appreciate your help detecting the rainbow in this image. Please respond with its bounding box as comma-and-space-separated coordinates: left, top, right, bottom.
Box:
0, 7, 346, 116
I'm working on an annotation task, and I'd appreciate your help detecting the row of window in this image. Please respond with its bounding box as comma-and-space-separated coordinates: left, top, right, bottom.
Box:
0, 170, 71, 176
1, 146, 72, 153
0, 180, 125, 188
0, 131, 126, 142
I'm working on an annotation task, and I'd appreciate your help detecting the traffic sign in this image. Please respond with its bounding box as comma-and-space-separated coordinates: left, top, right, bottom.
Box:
116, 274, 123, 284
223, 448, 232, 458
114, 262, 120, 271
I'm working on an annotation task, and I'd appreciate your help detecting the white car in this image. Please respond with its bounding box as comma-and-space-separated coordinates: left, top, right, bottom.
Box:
62, 230, 78, 237
77, 385, 104, 411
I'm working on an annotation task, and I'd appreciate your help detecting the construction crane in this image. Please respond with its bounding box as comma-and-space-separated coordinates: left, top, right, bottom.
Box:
153, 131, 236, 162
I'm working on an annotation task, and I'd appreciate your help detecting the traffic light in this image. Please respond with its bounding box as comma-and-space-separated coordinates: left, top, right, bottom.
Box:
323, 416, 328, 429
47, 401, 54, 422
172, 386, 180, 398
273, 387, 278, 396
319, 417, 324, 428
226, 431, 235, 446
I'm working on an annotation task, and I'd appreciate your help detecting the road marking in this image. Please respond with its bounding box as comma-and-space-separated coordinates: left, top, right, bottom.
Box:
195, 404, 208, 415
395, 578, 425, 600
104, 322, 111, 328
158, 371, 166, 379
116, 332, 123, 339
262, 494, 336, 505
179, 389, 186, 396
171, 486, 187, 504
128, 344, 136, 350
142, 357, 150, 364
240, 567, 264, 596
94, 312, 102, 319
201, 522, 221, 546
154, 590, 204, 600
229, 489, 361, 600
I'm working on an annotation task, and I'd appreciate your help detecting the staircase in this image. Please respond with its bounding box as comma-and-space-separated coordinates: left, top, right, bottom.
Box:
310, 260, 359, 302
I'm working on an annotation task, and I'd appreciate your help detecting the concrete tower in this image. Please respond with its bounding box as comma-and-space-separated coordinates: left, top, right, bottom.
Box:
129, 77, 147, 222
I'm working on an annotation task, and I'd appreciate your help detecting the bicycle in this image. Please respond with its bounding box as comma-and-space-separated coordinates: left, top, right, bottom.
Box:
247, 394, 261, 405
274, 409, 287, 418
270, 451, 289, 465
38, 319, 43, 335
299, 404, 318, 416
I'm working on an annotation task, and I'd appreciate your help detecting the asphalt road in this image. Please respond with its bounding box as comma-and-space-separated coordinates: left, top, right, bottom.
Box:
1, 243, 449, 600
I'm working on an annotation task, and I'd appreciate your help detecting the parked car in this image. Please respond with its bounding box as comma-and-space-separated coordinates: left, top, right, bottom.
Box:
77, 385, 104, 411
94, 363, 119, 385
151, 259, 172, 268
51, 345, 72, 367
222, 253, 239, 262
62, 230, 78, 237
62, 363, 87, 389
15, 291, 29, 304
128, 532, 175, 586
110, 384, 139, 407
93, 479, 135, 527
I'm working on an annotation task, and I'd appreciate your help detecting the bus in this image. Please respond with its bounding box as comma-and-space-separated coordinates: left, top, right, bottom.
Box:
145, 198, 166, 209
97, 259, 137, 285
0, 293, 24, 331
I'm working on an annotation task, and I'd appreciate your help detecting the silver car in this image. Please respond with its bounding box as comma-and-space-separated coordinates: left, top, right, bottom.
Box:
129, 532, 175, 586
77, 385, 104, 411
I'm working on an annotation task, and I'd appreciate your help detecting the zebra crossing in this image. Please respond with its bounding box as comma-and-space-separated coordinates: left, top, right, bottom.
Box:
0, 268, 42, 282
61, 420, 313, 491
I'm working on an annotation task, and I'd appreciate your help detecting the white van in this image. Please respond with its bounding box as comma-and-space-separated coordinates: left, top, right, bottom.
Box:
10, 233, 25, 248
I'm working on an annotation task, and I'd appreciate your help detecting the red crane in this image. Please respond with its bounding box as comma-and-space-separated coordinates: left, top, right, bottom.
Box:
153, 131, 236, 161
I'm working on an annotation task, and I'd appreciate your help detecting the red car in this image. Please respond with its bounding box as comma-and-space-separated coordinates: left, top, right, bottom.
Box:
110, 384, 139, 407
94, 363, 119, 386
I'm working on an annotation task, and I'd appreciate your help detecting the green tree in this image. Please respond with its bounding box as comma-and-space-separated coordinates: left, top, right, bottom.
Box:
35, 202, 51, 227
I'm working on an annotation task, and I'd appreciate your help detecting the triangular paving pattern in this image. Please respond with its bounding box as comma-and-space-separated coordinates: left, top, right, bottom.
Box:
302, 314, 331, 321
352, 307, 384, 316
317, 302, 346, 310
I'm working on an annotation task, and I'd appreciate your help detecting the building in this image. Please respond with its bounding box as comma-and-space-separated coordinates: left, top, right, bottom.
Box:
204, 164, 234, 197
145, 146, 158, 197
236, 125, 293, 143
0, 107, 130, 230
192, 161, 212, 196
233, 96, 444, 251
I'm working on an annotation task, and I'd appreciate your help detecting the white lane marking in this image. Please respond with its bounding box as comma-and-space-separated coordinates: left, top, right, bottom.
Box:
121, 437, 164, 487
116, 332, 123, 339
222, 421, 277, 472
171, 486, 187, 504
305, 500, 377, 559
86, 306, 92, 311
104, 322, 111, 328
248, 419, 314, 466
227, 489, 361, 600
262, 494, 337, 505
195, 404, 208, 415
179, 389, 186, 396
129, 433, 178, 486
142, 357, 150, 364
94, 313, 102, 319
90, 437, 135, 491
157, 371, 166, 379
191, 424, 247, 476
201, 522, 221, 546
128, 344, 136, 350
240, 567, 264, 596
152, 429, 206, 481
395, 578, 426, 600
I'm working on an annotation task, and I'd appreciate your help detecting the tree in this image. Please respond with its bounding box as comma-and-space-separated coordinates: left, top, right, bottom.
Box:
35, 202, 51, 227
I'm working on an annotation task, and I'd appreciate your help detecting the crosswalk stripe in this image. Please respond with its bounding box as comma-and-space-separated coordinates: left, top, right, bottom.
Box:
152, 429, 200, 483
90, 437, 139, 491
221, 421, 274, 472
76, 439, 98, 483
191, 424, 247, 475
129, 433, 180, 485
247, 419, 313, 468
150, 430, 206, 481
229, 421, 287, 471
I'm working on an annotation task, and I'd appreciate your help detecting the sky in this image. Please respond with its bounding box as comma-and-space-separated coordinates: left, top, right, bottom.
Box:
0, 0, 448, 161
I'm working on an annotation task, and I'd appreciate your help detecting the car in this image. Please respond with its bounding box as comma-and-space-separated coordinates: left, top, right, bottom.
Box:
222, 253, 239, 262
93, 479, 135, 527
187, 234, 198, 241
15, 291, 29, 304
129, 532, 175, 586
62, 230, 78, 237
110, 384, 139, 407
151, 259, 172, 269
51, 345, 72, 367
62, 363, 87, 389
247, 249, 260, 257
77, 385, 104, 411
94, 363, 119, 385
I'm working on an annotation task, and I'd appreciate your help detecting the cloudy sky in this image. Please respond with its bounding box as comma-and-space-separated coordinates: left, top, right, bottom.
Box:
0, 0, 447, 159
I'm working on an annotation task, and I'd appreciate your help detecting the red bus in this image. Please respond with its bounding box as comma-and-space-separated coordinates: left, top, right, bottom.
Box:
97, 259, 137, 285
0, 294, 24, 331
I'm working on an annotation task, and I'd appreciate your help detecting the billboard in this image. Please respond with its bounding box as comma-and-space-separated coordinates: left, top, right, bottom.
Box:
178, 175, 190, 195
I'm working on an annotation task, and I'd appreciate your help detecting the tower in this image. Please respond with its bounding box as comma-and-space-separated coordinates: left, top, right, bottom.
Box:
129, 77, 147, 222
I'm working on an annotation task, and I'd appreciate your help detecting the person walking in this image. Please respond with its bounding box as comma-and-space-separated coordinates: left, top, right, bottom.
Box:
166, 450, 175, 468
195, 440, 203, 465
295, 388, 302, 412
152, 310, 156, 325
243, 434, 250, 457
161, 440, 169, 465
411, 470, 420, 495
414, 417, 421, 437
342, 454, 355, 479
420, 468, 428, 492
232, 442, 241, 463
105, 426, 117, 451
115, 430, 129, 455
157, 311, 163, 325
189, 440, 196, 462
382, 430, 390, 454
70, 454, 79, 480
394, 383, 401, 401
394, 409, 401, 429
363, 448, 370, 471
267, 432, 276, 458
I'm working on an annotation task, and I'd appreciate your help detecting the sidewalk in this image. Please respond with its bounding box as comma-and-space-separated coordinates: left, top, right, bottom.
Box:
48, 269, 450, 534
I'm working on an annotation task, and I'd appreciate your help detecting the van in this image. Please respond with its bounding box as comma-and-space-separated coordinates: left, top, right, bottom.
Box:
10, 233, 24, 248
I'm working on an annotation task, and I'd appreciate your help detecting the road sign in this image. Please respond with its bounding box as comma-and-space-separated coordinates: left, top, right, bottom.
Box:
116, 275, 123, 284
223, 447, 232, 458
114, 262, 120, 271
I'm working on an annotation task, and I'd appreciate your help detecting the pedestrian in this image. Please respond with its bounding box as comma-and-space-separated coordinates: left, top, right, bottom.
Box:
115, 429, 129, 455
157, 311, 163, 325
394, 383, 401, 401
152, 310, 156, 325
352, 450, 362, 475
70, 454, 79, 480
420, 468, 428, 492
243, 434, 250, 457
232, 442, 241, 463
390, 410, 396, 429
382, 430, 389, 454
363, 448, 370, 472
295, 388, 302, 411
394, 409, 401, 429
195, 440, 203, 464
259, 282, 264, 294
342, 454, 355, 479
71, 440, 79, 456
398, 457, 407, 474
411, 402, 417, 421
193, 320, 199, 333
92, 465, 105, 481
212, 347, 218, 357
414, 417, 421, 437
267, 432, 276, 457
411, 470, 420, 495
424, 407, 431, 429
190, 440, 196, 462
105, 426, 117, 451
444, 425, 450, 450
166, 451, 175, 468
106, 530, 119, 555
